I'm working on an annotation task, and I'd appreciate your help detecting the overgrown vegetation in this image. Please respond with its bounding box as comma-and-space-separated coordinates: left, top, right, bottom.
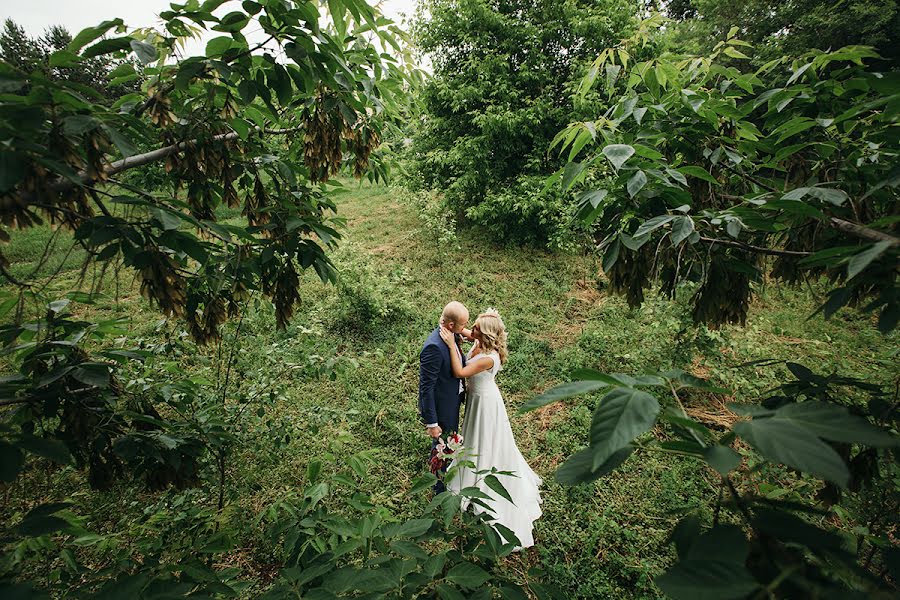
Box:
1, 0, 897, 598
403, 0, 639, 247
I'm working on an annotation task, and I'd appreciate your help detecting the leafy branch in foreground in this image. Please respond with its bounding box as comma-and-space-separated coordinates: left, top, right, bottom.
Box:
537, 18, 900, 599
551, 22, 899, 331
522, 364, 899, 598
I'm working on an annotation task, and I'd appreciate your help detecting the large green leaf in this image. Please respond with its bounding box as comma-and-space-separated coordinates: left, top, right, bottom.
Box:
68, 19, 124, 53
519, 380, 609, 413
626, 170, 647, 197
484, 474, 514, 504
676, 165, 718, 185
656, 525, 760, 600
655, 559, 759, 600
733, 419, 849, 486
847, 241, 892, 279
702, 445, 741, 476
602, 144, 635, 171
445, 562, 491, 589
556, 445, 633, 486
0, 441, 24, 482
774, 401, 897, 447
589, 388, 660, 468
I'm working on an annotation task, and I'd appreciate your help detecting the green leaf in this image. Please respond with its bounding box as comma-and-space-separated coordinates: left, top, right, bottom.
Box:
847, 241, 892, 279
702, 445, 741, 476
0, 152, 28, 193
676, 165, 718, 185
49, 50, 80, 67
774, 402, 898, 447
656, 561, 759, 598
72, 364, 110, 388
237, 80, 257, 105
519, 381, 609, 413
556, 445, 633, 486
497, 584, 530, 600
634, 215, 676, 237
627, 170, 647, 198
130, 40, 158, 65
484, 474, 514, 504
657, 525, 759, 600
671, 216, 694, 246
17, 513, 70, 537
589, 388, 660, 469
569, 369, 624, 385
394, 518, 433, 538
561, 161, 586, 191
435, 584, 465, 600
602, 144, 635, 171
0, 441, 24, 482
205, 36, 234, 57
102, 125, 136, 158
733, 418, 849, 486
423, 552, 447, 578
445, 562, 491, 589
773, 117, 816, 144
68, 19, 124, 53
18, 436, 72, 465
410, 472, 437, 494
723, 46, 750, 60
83, 37, 133, 59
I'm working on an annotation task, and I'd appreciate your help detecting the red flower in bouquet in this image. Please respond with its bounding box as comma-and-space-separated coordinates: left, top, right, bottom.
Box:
430, 433, 463, 476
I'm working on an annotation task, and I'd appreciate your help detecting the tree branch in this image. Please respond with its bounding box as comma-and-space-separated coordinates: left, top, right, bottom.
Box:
830, 217, 900, 246
16, 125, 303, 207
698, 236, 813, 257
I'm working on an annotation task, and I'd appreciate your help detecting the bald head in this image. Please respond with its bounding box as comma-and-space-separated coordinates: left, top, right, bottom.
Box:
441, 301, 469, 333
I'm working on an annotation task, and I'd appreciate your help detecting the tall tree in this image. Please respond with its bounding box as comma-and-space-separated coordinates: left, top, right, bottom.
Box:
664, 0, 900, 63
407, 0, 639, 246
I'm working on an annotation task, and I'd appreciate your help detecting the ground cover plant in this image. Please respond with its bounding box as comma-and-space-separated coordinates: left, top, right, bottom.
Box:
0, 1, 897, 599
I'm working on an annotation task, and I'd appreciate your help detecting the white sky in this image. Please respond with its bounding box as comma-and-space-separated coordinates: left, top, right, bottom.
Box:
1, 0, 421, 60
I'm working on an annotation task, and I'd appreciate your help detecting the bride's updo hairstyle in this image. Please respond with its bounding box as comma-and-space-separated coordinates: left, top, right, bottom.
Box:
475, 308, 508, 364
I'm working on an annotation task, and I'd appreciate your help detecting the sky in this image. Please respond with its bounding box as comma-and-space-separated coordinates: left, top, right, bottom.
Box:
0, 0, 421, 59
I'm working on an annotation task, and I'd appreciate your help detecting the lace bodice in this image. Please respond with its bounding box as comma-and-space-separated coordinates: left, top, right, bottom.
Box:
465, 348, 501, 389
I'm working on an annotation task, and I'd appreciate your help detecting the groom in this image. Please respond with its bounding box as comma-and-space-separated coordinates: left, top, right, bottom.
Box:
419, 301, 469, 493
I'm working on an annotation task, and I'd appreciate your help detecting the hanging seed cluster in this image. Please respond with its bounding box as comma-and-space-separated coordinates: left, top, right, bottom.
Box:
691, 251, 756, 327
351, 124, 380, 178
146, 87, 176, 128
243, 173, 270, 227
185, 289, 228, 345
261, 256, 300, 330
303, 91, 350, 183
164, 133, 237, 222
607, 244, 653, 308
139, 249, 187, 317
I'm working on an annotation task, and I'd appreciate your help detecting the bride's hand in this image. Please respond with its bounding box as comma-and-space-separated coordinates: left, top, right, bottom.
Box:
439, 327, 455, 347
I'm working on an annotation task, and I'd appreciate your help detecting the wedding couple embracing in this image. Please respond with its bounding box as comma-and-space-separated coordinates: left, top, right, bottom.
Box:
418, 301, 543, 549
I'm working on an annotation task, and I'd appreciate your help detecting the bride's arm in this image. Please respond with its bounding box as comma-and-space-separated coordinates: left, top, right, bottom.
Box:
439, 328, 492, 378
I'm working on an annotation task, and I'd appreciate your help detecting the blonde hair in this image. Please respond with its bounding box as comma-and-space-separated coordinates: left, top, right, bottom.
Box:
475, 308, 508, 364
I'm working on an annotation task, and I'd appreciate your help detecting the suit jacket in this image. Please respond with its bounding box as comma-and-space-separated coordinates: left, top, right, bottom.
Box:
418, 327, 466, 433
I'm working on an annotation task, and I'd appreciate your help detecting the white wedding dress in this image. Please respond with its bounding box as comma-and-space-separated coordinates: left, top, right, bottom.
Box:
447, 346, 543, 549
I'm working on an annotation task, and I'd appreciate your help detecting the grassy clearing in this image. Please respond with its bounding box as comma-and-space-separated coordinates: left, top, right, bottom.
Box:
2, 179, 893, 598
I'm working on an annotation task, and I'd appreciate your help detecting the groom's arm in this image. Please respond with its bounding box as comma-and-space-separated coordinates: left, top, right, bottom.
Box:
419, 344, 442, 427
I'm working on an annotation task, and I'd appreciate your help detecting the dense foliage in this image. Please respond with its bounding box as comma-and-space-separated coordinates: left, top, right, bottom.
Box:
665, 0, 900, 63
0, 18, 141, 100
404, 0, 639, 247
538, 16, 900, 598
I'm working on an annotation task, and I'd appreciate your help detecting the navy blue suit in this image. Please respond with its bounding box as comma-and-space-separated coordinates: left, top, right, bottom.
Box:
419, 327, 465, 492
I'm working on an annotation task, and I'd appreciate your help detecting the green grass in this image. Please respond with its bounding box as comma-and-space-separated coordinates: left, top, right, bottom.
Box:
1, 179, 894, 598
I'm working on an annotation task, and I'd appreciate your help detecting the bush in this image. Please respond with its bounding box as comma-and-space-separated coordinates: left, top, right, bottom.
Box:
329, 249, 412, 339
395, 186, 459, 248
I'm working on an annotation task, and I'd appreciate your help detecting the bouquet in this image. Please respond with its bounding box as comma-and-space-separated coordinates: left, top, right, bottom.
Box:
430, 432, 463, 476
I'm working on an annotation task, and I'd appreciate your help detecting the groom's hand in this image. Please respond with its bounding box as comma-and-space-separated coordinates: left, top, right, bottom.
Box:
427, 425, 442, 438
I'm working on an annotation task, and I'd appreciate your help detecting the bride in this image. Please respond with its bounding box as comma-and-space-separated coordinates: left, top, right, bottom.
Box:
438, 309, 543, 549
